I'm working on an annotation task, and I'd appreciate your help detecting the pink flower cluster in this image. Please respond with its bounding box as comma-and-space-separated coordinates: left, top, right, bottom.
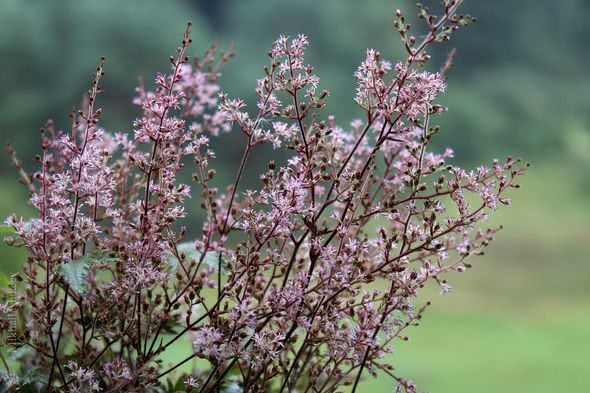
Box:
3, 2, 524, 392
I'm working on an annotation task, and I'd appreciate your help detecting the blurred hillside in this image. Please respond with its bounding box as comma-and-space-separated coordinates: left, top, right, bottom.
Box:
210, 0, 590, 165
2, 0, 589, 168
0, 0, 211, 172
0, 1, 588, 392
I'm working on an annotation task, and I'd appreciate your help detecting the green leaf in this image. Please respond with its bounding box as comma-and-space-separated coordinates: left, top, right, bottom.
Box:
59, 249, 118, 296
60, 260, 92, 296
167, 242, 221, 272
19, 367, 48, 392
7, 344, 33, 364
0, 351, 47, 393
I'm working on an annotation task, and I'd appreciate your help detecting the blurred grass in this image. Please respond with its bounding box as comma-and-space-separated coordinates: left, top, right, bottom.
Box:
376, 163, 590, 392
389, 309, 590, 393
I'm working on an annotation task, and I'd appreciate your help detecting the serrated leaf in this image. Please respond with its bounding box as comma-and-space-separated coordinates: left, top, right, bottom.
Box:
59, 249, 118, 296
19, 367, 47, 391
7, 344, 33, 363
0, 351, 46, 392
60, 260, 91, 296
167, 242, 222, 273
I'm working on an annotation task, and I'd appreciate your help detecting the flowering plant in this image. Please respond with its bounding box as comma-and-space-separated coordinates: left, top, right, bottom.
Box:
1, 1, 526, 392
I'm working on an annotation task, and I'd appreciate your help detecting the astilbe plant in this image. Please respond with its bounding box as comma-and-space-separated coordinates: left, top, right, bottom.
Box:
0, 1, 527, 392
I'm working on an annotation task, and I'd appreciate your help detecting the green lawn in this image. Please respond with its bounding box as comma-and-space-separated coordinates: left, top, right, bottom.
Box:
363, 163, 590, 392
381, 308, 590, 393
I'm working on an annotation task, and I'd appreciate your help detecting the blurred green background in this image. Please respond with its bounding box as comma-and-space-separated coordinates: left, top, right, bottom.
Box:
1, 0, 588, 392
